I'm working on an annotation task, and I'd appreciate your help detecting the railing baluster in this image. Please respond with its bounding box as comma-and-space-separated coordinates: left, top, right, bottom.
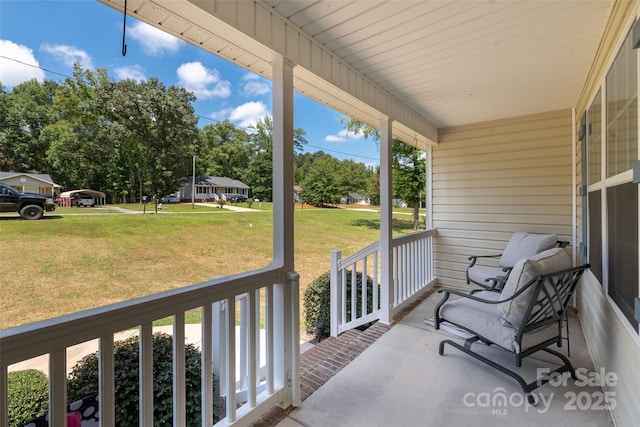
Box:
392, 246, 398, 306
410, 241, 416, 293
239, 295, 248, 393
341, 268, 347, 325
248, 290, 257, 407
362, 257, 368, 316
173, 312, 186, 427
255, 288, 262, 390
212, 300, 226, 403
1, 365, 7, 427
266, 284, 274, 394
201, 304, 213, 427
100, 335, 115, 427
330, 250, 342, 337
373, 251, 379, 312
50, 349, 66, 427
419, 239, 425, 287
350, 266, 357, 322
140, 323, 153, 427
226, 296, 237, 422
288, 271, 301, 406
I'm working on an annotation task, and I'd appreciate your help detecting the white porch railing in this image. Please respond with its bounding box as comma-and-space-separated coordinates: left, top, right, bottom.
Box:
0, 265, 299, 427
330, 229, 436, 337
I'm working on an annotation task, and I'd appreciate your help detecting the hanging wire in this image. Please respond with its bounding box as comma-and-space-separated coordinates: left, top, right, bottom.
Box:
122, 0, 128, 56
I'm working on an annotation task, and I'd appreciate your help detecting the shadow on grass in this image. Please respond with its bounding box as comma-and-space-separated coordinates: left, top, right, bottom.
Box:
351, 217, 415, 232
0, 215, 64, 221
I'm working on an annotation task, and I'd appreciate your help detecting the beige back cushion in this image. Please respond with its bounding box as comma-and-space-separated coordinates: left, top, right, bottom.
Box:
497, 247, 572, 327
499, 232, 557, 268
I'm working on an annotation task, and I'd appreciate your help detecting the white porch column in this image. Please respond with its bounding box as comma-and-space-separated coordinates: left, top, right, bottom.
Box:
271, 58, 297, 408
379, 115, 393, 325
426, 144, 433, 230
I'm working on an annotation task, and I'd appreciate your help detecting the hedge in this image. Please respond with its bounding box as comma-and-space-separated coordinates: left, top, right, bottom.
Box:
8, 369, 49, 427
67, 332, 217, 426
303, 270, 377, 337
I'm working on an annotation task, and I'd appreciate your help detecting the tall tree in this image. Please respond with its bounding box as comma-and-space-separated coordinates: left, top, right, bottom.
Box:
199, 120, 251, 180
103, 77, 199, 200
0, 85, 12, 170
367, 165, 381, 206
342, 117, 425, 229
45, 66, 114, 192
0, 79, 58, 172
294, 151, 326, 185
392, 142, 425, 229
301, 154, 342, 206
245, 116, 307, 201
337, 159, 371, 196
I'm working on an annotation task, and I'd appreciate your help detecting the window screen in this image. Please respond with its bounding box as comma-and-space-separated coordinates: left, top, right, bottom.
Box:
607, 182, 639, 329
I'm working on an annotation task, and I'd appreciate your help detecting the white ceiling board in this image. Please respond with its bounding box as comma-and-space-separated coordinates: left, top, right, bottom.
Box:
265, 0, 613, 127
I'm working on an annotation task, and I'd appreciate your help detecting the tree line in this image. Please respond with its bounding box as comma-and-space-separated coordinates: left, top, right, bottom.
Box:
0, 65, 425, 225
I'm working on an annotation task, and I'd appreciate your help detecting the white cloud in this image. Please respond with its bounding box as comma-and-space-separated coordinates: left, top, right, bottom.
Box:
114, 65, 147, 82
210, 108, 233, 121
41, 43, 93, 69
128, 21, 181, 57
177, 62, 231, 100
240, 73, 270, 97
228, 101, 270, 129
0, 40, 45, 87
325, 129, 364, 143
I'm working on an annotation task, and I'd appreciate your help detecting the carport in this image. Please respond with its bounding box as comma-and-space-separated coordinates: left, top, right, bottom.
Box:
58, 189, 106, 207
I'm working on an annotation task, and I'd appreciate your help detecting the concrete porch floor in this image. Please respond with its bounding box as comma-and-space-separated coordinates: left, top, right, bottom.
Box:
275, 291, 614, 427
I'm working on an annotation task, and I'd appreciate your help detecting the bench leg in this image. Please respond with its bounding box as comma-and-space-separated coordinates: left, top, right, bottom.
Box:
439, 338, 576, 405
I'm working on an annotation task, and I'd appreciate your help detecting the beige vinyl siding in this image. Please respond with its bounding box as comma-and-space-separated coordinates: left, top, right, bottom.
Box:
432, 109, 574, 288
578, 274, 640, 427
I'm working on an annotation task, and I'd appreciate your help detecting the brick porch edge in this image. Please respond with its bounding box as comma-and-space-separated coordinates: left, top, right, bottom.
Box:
251, 288, 436, 426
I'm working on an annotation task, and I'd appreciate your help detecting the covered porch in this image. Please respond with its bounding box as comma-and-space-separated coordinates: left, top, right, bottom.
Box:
274, 292, 614, 427
1, 1, 639, 426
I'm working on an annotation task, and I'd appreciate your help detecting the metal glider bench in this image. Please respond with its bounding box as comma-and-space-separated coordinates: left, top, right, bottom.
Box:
466, 231, 569, 292
435, 247, 589, 404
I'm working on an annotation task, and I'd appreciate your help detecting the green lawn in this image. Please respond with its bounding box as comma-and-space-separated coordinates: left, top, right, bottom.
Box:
0, 206, 415, 329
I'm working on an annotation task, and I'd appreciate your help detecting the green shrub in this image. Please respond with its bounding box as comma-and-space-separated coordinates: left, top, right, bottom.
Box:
67, 332, 217, 426
303, 270, 377, 337
8, 369, 49, 427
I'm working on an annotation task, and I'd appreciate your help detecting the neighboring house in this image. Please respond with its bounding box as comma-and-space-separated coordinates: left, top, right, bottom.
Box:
179, 176, 249, 202
0, 171, 60, 196
392, 198, 407, 208
341, 192, 370, 205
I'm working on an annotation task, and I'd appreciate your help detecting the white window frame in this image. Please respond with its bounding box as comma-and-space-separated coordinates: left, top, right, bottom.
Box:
584, 11, 640, 336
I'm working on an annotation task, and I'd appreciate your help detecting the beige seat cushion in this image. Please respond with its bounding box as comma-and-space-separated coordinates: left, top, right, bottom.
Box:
467, 265, 506, 286
499, 232, 557, 268
497, 247, 572, 327
439, 291, 558, 353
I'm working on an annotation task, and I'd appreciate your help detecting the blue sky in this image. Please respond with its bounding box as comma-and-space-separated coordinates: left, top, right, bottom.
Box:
0, 0, 380, 165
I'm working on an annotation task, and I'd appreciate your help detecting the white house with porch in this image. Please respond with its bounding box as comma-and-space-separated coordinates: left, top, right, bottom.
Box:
1, 1, 639, 427
179, 176, 250, 202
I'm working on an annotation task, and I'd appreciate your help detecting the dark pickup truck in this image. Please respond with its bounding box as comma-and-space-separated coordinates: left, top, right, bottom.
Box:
0, 182, 56, 219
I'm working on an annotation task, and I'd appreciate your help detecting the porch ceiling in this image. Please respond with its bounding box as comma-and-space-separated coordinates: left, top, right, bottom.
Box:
98, 0, 613, 135
266, 0, 612, 129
